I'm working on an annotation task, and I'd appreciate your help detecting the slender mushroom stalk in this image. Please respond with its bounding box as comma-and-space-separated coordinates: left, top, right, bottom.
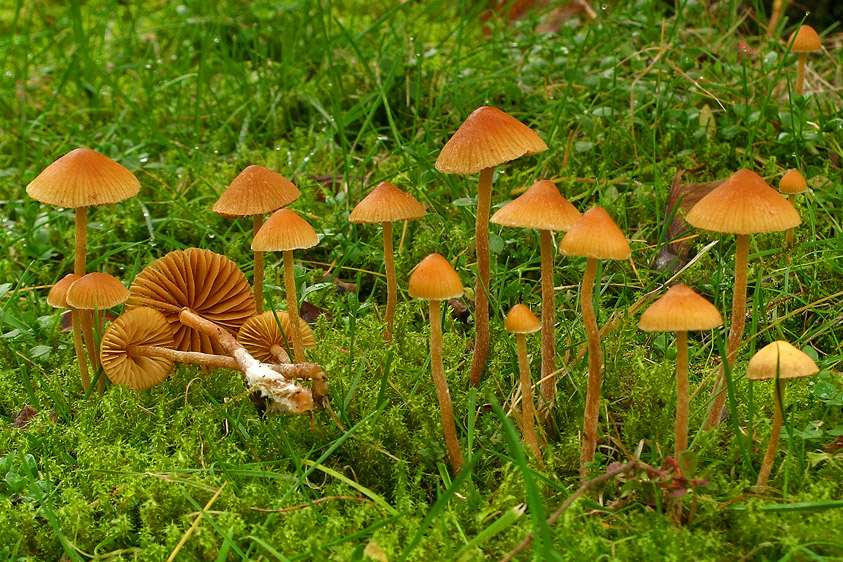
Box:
383, 220, 397, 340
253, 214, 265, 313
779, 169, 808, 247
48, 274, 90, 392
505, 304, 544, 466
472, 166, 494, 386
757, 378, 785, 487
283, 249, 306, 362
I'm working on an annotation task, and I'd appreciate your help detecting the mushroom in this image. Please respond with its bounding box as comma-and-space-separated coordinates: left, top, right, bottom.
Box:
350, 181, 426, 342
491, 179, 581, 412
213, 165, 301, 314
435, 106, 548, 387
251, 209, 318, 363
638, 284, 723, 457
408, 253, 465, 474
100, 307, 177, 391
505, 303, 544, 466
558, 206, 630, 478
47, 274, 89, 391
237, 310, 316, 364
788, 25, 822, 95
779, 168, 808, 247
686, 169, 801, 429
26, 148, 140, 390
747, 341, 818, 488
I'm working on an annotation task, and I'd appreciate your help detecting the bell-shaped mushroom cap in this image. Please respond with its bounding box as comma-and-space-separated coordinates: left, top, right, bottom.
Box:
747, 340, 819, 381
639, 284, 723, 332
491, 179, 581, 231
408, 253, 464, 301
505, 303, 541, 334
237, 310, 316, 363
790, 25, 822, 53
66, 272, 130, 310
686, 169, 802, 235
213, 165, 300, 218
26, 148, 140, 209
779, 169, 808, 195
127, 248, 256, 355
100, 307, 175, 391
435, 106, 548, 175
48, 274, 82, 309
349, 182, 426, 224
559, 206, 631, 260
251, 208, 319, 252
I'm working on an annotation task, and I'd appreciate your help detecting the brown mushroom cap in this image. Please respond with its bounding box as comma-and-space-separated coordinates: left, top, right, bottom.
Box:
779, 169, 808, 195
66, 272, 130, 310
127, 248, 256, 355
212, 165, 300, 218
639, 284, 723, 332
491, 179, 581, 231
789, 25, 822, 53
747, 340, 819, 381
505, 303, 541, 334
48, 274, 82, 309
237, 310, 316, 362
26, 148, 140, 209
251, 208, 319, 252
686, 169, 802, 234
100, 307, 175, 391
435, 106, 548, 175
349, 182, 426, 223
408, 254, 464, 301
559, 206, 631, 260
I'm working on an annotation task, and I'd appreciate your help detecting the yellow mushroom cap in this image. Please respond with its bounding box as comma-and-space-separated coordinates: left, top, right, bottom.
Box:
213, 165, 300, 218
237, 310, 316, 363
47, 274, 82, 309
639, 284, 723, 332
505, 303, 541, 334
491, 180, 581, 232
66, 272, 130, 310
559, 206, 631, 260
349, 182, 426, 223
747, 340, 819, 381
26, 148, 140, 209
100, 307, 175, 391
435, 106, 548, 175
408, 254, 464, 301
251, 208, 319, 252
686, 169, 801, 235
779, 169, 808, 195
789, 25, 822, 53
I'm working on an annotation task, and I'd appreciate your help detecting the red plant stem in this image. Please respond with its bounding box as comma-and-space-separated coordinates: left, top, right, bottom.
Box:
579, 257, 602, 479
675, 331, 689, 457
757, 379, 785, 487
430, 299, 464, 474
705, 234, 749, 429
517, 333, 543, 466
253, 214, 264, 314
73, 206, 90, 392
284, 249, 306, 362
796, 53, 807, 95
539, 229, 555, 411
383, 220, 396, 342
469, 166, 494, 387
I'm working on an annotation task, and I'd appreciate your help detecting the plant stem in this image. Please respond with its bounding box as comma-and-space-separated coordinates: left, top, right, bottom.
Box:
469, 166, 494, 387
517, 333, 543, 466
430, 299, 464, 474
539, 229, 555, 411
284, 249, 306, 362
253, 213, 264, 314
757, 378, 785, 487
383, 220, 396, 342
675, 331, 689, 457
579, 257, 602, 479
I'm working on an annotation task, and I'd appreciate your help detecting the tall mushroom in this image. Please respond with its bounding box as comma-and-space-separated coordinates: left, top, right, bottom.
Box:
686, 169, 801, 429
747, 341, 818, 487
558, 207, 630, 478
788, 25, 822, 96
779, 169, 808, 247
408, 253, 465, 474
505, 303, 544, 465
26, 148, 140, 390
638, 284, 723, 457
491, 179, 581, 412
435, 106, 548, 387
213, 165, 301, 313
349, 181, 426, 341
251, 208, 318, 363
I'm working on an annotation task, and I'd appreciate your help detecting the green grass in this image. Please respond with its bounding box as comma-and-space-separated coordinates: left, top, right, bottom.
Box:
1, 0, 842, 560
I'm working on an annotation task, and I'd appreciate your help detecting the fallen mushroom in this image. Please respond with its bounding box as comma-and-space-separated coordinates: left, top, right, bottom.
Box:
237, 310, 316, 364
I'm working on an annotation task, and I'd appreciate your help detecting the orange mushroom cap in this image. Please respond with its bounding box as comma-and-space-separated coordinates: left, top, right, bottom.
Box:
213, 165, 300, 218
251, 209, 319, 252
638, 284, 723, 333
66, 272, 130, 310
100, 307, 175, 391
559, 206, 631, 260
47, 274, 82, 309
789, 25, 822, 53
747, 341, 819, 381
349, 182, 426, 223
491, 179, 581, 232
779, 169, 808, 195
505, 303, 541, 334
408, 254, 464, 301
237, 310, 316, 363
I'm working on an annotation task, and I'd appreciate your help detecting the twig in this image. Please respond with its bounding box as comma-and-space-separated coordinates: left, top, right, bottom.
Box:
167, 482, 226, 562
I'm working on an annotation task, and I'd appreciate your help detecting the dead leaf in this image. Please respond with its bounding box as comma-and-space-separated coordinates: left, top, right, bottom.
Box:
300, 301, 333, 324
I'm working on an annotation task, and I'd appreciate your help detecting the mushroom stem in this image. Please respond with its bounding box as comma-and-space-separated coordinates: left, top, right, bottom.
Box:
80, 309, 100, 374
430, 299, 464, 474
73, 206, 91, 392
705, 233, 749, 429
757, 378, 785, 487
270, 344, 291, 364
469, 166, 495, 387
94, 308, 106, 392
71, 309, 91, 392
796, 53, 807, 95
128, 297, 183, 314
785, 194, 795, 246
75, 207, 87, 277
579, 257, 603, 479
516, 332, 544, 466
253, 213, 265, 314
539, 228, 556, 412
675, 331, 690, 457
283, 249, 306, 362
383, 220, 396, 342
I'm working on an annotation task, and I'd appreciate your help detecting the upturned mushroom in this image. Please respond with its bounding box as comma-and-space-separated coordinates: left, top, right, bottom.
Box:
788, 25, 822, 95
686, 169, 801, 429
779, 169, 808, 247
491, 179, 581, 412
349, 181, 426, 341
436, 106, 548, 387
408, 253, 465, 474
213, 165, 301, 313
505, 303, 544, 465
237, 310, 316, 364
558, 206, 630, 478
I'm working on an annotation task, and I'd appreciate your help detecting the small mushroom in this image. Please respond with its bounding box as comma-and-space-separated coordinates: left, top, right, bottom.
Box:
788, 25, 822, 95
237, 310, 316, 364
100, 307, 177, 391
505, 303, 543, 466
47, 274, 89, 390
779, 168, 808, 247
